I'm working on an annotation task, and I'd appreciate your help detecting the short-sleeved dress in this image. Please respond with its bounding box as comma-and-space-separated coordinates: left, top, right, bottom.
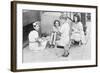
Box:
71, 22, 86, 44
28, 30, 47, 51
56, 21, 70, 46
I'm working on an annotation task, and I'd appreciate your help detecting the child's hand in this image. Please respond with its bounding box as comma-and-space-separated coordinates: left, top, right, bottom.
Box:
35, 38, 42, 42
38, 38, 43, 42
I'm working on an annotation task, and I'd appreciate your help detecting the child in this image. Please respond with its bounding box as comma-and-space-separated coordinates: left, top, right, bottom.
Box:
71, 14, 86, 45
28, 21, 47, 51
49, 20, 61, 48
56, 16, 70, 57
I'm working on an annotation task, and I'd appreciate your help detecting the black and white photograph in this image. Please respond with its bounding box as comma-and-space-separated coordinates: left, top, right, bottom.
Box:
11, 1, 97, 71
23, 10, 91, 62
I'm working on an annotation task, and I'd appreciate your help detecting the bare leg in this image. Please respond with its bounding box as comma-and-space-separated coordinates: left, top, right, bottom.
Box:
53, 32, 56, 45
56, 40, 70, 57
62, 45, 69, 57
50, 33, 54, 45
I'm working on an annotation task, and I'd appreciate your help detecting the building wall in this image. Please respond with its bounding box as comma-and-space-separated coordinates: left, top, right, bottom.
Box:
23, 10, 40, 47
40, 12, 61, 35
23, 10, 40, 26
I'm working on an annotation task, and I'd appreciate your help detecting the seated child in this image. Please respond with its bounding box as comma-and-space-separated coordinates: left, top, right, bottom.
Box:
49, 20, 61, 48
28, 21, 47, 51
71, 14, 86, 45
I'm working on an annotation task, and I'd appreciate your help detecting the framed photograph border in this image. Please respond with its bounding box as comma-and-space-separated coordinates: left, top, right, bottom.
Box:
11, 1, 98, 72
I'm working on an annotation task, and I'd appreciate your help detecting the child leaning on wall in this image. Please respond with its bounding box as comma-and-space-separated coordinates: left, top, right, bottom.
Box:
28, 21, 47, 51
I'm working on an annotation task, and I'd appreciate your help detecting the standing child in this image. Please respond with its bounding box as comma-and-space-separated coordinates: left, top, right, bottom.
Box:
56, 16, 70, 57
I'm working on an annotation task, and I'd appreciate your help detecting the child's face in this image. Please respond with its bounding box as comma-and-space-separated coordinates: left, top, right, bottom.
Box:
74, 17, 78, 22
34, 25, 40, 31
55, 21, 60, 27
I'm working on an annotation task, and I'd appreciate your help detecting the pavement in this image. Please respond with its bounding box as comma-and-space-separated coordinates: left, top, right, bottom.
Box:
23, 38, 91, 63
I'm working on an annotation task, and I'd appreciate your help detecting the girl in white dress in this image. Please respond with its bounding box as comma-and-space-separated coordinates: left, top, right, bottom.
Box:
56, 16, 70, 57
71, 14, 86, 45
28, 21, 47, 51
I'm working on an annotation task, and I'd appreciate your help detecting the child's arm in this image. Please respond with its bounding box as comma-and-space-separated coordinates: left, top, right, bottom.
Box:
53, 26, 58, 32
35, 37, 42, 42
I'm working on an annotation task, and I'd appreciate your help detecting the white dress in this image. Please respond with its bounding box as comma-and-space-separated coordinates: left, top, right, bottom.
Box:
71, 22, 86, 44
57, 21, 70, 46
28, 30, 47, 51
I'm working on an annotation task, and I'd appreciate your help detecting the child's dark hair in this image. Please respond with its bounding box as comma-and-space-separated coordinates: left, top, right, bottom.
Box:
32, 21, 40, 30
53, 20, 60, 27
73, 14, 81, 22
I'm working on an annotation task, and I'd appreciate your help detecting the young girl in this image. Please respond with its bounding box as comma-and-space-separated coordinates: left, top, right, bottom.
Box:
28, 21, 47, 51
49, 20, 61, 48
71, 14, 86, 45
56, 16, 70, 57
